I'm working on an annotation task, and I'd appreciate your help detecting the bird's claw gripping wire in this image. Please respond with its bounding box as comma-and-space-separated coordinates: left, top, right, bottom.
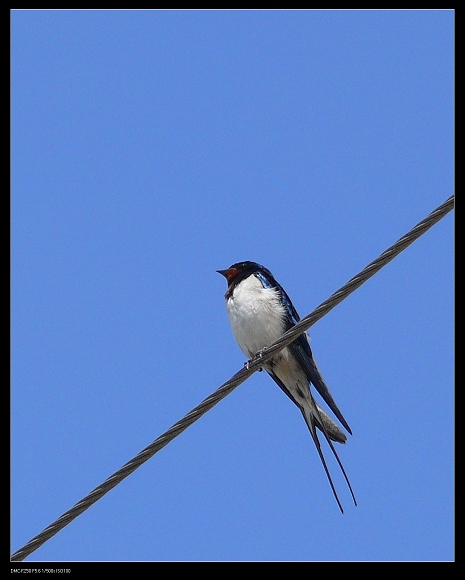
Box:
244, 349, 265, 371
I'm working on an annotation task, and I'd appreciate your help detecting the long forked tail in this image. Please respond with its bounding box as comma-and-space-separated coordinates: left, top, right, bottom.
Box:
265, 368, 356, 512
301, 401, 357, 513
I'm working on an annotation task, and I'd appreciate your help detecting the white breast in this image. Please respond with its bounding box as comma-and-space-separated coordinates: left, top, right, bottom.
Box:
226, 275, 287, 359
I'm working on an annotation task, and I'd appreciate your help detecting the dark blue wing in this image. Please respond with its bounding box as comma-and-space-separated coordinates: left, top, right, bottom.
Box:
256, 270, 352, 435
289, 336, 352, 435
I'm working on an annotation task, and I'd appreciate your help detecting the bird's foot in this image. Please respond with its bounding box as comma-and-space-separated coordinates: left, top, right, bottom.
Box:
244, 349, 265, 372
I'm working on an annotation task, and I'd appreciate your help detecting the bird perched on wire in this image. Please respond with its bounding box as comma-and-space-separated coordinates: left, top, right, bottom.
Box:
217, 261, 356, 512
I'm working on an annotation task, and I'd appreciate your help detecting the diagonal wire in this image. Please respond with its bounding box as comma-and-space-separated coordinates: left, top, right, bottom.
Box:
11, 195, 454, 562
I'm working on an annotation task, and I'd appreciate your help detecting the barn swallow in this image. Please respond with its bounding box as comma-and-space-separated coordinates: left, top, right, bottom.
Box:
218, 261, 356, 512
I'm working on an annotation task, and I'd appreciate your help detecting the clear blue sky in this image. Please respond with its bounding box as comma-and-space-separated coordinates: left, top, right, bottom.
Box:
11, 10, 454, 562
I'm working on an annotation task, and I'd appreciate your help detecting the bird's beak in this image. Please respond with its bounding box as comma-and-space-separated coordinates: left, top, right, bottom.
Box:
216, 269, 229, 278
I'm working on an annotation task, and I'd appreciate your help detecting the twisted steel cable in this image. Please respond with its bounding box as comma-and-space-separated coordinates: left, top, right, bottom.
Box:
11, 195, 454, 562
